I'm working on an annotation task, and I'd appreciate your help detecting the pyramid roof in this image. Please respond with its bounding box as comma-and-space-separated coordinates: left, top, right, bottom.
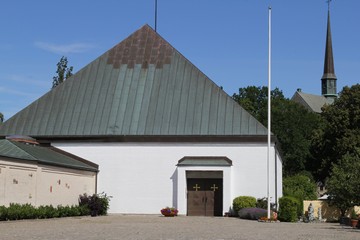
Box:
0, 25, 268, 139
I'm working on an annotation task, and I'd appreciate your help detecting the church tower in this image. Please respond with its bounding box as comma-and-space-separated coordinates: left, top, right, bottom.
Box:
321, 7, 337, 100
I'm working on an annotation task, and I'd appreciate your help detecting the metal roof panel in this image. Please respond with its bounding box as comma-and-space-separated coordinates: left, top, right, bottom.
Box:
0, 24, 268, 138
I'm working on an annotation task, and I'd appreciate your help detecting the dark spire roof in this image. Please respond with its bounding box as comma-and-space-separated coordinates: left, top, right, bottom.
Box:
321, 10, 337, 81
0, 25, 268, 138
321, 9, 337, 98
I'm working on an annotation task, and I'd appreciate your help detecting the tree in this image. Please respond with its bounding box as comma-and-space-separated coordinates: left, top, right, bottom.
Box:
283, 174, 317, 201
232, 86, 284, 122
310, 84, 360, 181
326, 150, 360, 216
233, 86, 322, 176
52, 56, 73, 89
0, 112, 3, 123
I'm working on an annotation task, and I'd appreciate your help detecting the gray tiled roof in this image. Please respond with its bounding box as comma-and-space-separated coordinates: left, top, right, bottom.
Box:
292, 91, 333, 113
0, 25, 267, 138
0, 139, 98, 171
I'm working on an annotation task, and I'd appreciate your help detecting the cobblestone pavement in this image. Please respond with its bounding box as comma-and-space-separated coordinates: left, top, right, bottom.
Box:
0, 214, 359, 240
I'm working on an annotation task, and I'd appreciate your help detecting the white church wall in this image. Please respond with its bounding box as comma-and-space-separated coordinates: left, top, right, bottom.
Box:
54, 142, 282, 215
0, 158, 96, 207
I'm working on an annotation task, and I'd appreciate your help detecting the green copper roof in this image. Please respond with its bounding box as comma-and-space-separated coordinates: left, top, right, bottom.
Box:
177, 156, 232, 166
0, 140, 98, 172
0, 24, 267, 138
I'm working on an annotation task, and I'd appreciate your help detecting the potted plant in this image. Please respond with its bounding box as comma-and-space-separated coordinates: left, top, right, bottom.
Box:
160, 207, 178, 217
350, 208, 359, 228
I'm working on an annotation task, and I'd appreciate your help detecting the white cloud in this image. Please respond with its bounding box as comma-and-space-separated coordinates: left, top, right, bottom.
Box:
34, 41, 94, 54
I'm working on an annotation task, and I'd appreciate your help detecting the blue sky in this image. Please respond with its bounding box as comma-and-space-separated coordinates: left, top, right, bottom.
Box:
1, 0, 359, 120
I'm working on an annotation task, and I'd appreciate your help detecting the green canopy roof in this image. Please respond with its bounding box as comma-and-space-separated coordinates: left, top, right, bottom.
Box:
0, 139, 98, 172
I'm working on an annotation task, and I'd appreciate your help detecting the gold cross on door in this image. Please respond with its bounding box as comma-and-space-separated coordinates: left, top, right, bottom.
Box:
210, 184, 218, 191
193, 184, 201, 191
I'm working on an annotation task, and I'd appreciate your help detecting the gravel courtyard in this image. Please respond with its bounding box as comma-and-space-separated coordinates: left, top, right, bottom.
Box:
0, 214, 358, 240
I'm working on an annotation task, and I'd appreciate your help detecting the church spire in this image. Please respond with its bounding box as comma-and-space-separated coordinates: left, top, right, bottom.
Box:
321, 5, 337, 99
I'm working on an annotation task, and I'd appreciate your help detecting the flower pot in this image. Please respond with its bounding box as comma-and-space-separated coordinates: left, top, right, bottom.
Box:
160, 207, 178, 217
350, 219, 358, 228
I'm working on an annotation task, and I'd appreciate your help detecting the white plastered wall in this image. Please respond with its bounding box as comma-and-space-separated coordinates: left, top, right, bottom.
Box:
54, 142, 282, 215
0, 158, 96, 207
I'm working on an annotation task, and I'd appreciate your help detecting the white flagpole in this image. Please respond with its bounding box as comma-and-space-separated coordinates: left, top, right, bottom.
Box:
267, 6, 272, 220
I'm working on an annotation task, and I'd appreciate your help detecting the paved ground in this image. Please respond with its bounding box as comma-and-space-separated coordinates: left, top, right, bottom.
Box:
0, 214, 359, 240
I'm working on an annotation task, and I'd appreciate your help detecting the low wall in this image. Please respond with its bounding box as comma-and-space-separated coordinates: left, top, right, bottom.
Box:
304, 200, 360, 222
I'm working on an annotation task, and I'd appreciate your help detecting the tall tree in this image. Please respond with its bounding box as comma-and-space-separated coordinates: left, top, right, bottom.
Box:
52, 56, 73, 89
310, 84, 360, 181
0, 112, 3, 123
233, 86, 322, 176
326, 150, 360, 216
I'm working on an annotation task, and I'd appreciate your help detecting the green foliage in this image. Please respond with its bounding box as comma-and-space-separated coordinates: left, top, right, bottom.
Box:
0, 201, 98, 221
278, 196, 300, 222
283, 174, 317, 201
0, 205, 7, 220
326, 151, 360, 216
78, 192, 112, 216
311, 84, 360, 181
256, 197, 276, 211
232, 86, 284, 122
52, 56, 73, 89
232, 86, 322, 176
232, 196, 256, 213
238, 207, 269, 220
0, 112, 3, 123
350, 208, 359, 220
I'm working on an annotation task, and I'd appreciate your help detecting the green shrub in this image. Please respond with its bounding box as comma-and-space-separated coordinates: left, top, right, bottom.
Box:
0, 205, 8, 221
238, 207, 270, 220
0, 192, 111, 221
0, 203, 90, 221
7, 203, 22, 220
278, 196, 300, 222
232, 196, 256, 214
79, 192, 112, 216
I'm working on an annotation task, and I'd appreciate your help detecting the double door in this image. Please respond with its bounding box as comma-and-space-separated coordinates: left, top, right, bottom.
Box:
187, 178, 222, 216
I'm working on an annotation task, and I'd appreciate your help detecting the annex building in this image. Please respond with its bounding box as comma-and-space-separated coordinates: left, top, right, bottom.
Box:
0, 136, 98, 207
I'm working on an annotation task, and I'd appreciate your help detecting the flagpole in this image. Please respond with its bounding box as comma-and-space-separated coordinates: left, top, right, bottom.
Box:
267, 6, 272, 220
155, 0, 158, 32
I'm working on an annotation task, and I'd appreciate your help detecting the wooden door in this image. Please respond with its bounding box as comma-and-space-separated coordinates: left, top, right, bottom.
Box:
187, 179, 222, 216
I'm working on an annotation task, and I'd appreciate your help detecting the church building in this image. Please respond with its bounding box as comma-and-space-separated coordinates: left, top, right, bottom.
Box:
292, 8, 337, 113
0, 25, 282, 215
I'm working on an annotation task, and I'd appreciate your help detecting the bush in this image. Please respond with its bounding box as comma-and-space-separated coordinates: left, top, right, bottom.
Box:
0, 203, 90, 221
0, 205, 7, 221
0, 192, 111, 221
256, 197, 277, 211
232, 196, 256, 214
278, 196, 300, 222
238, 207, 269, 220
79, 192, 112, 216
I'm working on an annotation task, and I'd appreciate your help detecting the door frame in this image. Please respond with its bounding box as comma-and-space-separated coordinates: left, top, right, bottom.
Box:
176, 158, 232, 217
186, 176, 223, 216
